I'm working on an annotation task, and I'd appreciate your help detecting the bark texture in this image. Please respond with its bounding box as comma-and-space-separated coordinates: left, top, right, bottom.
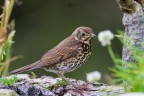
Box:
116, 0, 144, 63
0, 74, 125, 96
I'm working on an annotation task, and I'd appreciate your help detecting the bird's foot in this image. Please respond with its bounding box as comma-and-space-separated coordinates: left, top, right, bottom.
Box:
71, 83, 89, 90
66, 83, 89, 96
62, 78, 89, 90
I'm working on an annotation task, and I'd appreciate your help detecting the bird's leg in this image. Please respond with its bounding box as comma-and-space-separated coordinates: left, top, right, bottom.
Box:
56, 72, 86, 95
56, 72, 73, 85
56, 72, 89, 95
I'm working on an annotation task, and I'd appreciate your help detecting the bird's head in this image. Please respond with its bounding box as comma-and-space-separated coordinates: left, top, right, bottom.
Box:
72, 26, 95, 42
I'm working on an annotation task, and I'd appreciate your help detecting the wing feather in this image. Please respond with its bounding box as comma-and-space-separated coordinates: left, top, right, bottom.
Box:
34, 36, 80, 68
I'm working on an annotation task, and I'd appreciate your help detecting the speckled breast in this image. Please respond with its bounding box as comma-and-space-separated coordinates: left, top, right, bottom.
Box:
46, 42, 92, 73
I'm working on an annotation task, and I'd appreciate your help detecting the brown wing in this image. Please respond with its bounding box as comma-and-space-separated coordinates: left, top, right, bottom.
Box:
34, 36, 80, 68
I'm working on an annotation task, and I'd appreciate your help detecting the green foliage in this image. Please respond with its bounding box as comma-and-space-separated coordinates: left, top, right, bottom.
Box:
111, 45, 144, 92
0, 31, 15, 61
115, 30, 124, 44
109, 30, 144, 92
0, 0, 16, 76
0, 31, 15, 76
30, 72, 37, 79
0, 75, 17, 86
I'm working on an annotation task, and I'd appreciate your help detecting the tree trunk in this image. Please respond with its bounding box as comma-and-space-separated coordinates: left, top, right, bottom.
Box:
116, 0, 144, 63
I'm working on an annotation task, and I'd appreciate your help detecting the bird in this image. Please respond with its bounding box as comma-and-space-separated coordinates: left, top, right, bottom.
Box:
8, 26, 95, 84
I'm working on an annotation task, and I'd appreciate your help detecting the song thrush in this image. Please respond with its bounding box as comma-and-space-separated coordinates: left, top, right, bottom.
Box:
8, 26, 95, 84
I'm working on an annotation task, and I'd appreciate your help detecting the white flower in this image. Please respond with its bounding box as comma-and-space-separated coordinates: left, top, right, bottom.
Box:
98, 30, 114, 46
86, 71, 101, 83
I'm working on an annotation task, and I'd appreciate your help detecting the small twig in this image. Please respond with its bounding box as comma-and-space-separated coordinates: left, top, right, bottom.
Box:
0, 56, 22, 66
8, 55, 23, 64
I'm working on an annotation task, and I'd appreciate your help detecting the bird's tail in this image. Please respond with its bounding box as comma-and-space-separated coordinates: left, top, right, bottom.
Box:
8, 60, 41, 75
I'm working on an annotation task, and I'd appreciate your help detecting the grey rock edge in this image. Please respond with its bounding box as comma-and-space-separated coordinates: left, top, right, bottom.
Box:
0, 74, 125, 96
0, 89, 19, 96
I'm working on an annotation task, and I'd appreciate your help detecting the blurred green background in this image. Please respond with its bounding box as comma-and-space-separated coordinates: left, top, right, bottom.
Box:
0, 0, 123, 82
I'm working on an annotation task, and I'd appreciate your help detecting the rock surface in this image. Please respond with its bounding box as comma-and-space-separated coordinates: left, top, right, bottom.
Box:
0, 89, 19, 96
0, 74, 125, 96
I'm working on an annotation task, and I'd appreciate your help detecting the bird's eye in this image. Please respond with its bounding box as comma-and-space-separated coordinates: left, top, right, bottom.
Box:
82, 33, 85, 36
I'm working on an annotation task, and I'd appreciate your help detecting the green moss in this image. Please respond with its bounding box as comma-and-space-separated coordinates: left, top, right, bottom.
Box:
0, 75, 17, 86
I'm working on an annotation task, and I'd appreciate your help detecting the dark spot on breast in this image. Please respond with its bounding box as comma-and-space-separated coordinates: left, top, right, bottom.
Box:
81, 42, 91, 52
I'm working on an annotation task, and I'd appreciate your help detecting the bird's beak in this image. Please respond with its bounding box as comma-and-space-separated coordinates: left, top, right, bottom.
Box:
91, 33, 96, 37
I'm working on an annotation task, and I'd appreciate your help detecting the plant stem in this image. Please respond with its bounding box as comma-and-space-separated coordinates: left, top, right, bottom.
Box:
107, 45, 117, 64
3, 42, 11, 76
2, 31, 15, 76
0, 0, 15, 76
